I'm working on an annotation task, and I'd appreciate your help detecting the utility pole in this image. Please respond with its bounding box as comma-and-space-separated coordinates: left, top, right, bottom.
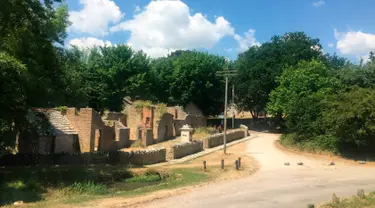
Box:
232, 85, 235, 129
217, 69, 237, 154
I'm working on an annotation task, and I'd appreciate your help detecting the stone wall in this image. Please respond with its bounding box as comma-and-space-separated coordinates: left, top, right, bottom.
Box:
155, 113, 174, 142
0, 148, 166, 166
142, 128, 153, 146
185, 114, 206, 128
168, 141, 203, 160
119, 148, 166, 165
105, 112, 126, 125
54, 135, 76, 153
100, 121, 130, 152
65, 108, 94, 152
126, 105, 144, 140
167, 106, 187, 120
203, 129, 246, 149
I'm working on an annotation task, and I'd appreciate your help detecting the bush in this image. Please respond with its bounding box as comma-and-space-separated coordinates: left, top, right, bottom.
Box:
280, 133, 339, 154
63, 181, 108, 195
321, 87, 375, 151
194, 127, 216, 136
144, 168, 169, 180
125, 174, 161, 183
125, 169, 168, 183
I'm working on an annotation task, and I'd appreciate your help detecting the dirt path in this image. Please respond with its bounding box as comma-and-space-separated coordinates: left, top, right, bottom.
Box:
139, 132, 375, 208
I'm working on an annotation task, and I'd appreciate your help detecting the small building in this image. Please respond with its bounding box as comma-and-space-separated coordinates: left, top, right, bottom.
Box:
124, 101, 206, 146
18, 108, 130, 154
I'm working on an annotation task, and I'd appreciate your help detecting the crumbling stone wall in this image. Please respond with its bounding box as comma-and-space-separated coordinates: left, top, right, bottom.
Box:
54, 135, 75, 153
65, 108, 94, 152
155, 113, 174, 142
66, 108, 128, 153
119, 148, 166, 165
105, 112, 126, 126
126, 105, 144, 140
167, 106, 187, 120
168, 141, 203, 160
203, 129, 245, 148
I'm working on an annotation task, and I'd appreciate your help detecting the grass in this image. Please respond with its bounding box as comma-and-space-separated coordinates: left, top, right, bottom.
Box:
130, 139, 145, 148
1, 166, 213, 208
61, 181, 109, 195
279, 133, 336, 155
0, 165, 132, 206
194, 126, 217, 140
319, 192, 375, 208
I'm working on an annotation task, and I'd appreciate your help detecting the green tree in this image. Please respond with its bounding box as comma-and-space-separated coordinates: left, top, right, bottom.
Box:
86, 45, 151, 112
321, 87, 375, 150
234, 32, 323, 116
267, 60, 342, 136
0, 0, 71, 150
151, 50, 227, 116
0, 53, 27, 148
0, 0, 70, 106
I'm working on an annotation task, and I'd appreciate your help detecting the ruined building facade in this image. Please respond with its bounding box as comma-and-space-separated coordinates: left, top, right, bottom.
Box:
19, 102, 206, 154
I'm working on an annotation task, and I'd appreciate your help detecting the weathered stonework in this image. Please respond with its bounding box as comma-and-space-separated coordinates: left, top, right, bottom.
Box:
203, 129, 246, 149
168, 141, 203, 160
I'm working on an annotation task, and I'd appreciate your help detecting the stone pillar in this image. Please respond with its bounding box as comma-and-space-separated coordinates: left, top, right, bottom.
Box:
142, 128, 153, 146
180, 124, 193, 143
240, 124, 249, 137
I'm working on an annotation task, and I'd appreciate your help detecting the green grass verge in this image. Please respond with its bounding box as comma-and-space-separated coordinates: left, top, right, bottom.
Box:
4, 168, 212, 208
320, 192, 375, 208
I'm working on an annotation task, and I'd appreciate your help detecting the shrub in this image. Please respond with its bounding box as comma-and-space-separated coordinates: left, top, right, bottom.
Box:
125, 174, 161, 183
321, 87, 375, 151
56, 106, 68, 114
63, 181, 108, 195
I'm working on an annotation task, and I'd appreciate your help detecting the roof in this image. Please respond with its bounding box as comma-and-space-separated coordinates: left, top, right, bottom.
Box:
34, 109, 78, 136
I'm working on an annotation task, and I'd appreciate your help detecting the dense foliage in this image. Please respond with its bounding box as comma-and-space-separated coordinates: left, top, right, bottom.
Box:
267, 57, 375, 153
234, 32, 322, 117
151, 51, 227, 115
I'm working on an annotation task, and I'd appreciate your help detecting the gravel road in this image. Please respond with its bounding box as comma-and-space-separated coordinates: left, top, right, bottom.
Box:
139, 132, 375, 208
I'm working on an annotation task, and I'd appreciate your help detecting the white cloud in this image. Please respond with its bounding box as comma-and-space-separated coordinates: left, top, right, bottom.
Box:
68, 37, 112, 50
225, 48, 233, 53
334, 29, 375, 56
312, 0, 325, 7
69, 0, 124, 36
234, 29, 261, 52
110, 0, 235, 57
328, 43, 334, 48
134, 5, 141, 13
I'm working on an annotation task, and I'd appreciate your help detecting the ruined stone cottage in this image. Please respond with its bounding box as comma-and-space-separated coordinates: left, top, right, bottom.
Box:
18, 108, 130, 154
124, 101, 206, 146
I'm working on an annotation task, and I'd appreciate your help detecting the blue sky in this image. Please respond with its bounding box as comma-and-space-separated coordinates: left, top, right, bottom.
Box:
65, 0, 375, 61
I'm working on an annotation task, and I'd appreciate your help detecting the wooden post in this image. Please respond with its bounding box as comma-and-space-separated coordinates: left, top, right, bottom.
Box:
203, 161, 207, 171
358, 189, 365, 199
235, 160, 239, 170
238, 157, 241, 168
221, 159, 225, 169
307, 204, 315, 208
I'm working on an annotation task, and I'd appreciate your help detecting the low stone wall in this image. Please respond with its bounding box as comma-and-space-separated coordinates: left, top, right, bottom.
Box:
0, 148, 166, 166
168, 141, 203, 160
117, 148, 166, 165
203, 129, 246, 149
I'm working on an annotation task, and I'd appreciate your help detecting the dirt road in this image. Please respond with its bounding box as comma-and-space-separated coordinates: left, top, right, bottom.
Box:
138, 132, 375, 208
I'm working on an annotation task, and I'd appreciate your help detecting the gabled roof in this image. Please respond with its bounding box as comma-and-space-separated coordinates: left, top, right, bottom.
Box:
34, 109, 77, 136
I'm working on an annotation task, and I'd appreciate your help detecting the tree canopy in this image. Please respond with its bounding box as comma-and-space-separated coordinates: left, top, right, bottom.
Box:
234, 32, 323, 116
